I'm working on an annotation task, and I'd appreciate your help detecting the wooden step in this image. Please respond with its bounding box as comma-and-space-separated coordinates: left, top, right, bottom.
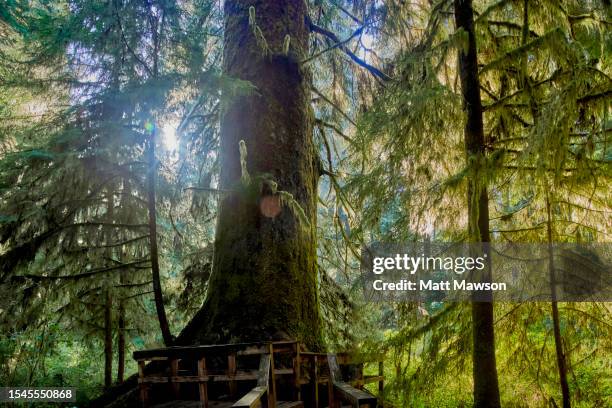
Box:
152, 400, 235, 408
152, 400, 303, 408
277, 402, 304, 408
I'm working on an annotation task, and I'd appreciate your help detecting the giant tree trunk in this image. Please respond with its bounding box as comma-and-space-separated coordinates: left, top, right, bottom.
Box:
178, 0, 321, 348
453, 1, 501, 406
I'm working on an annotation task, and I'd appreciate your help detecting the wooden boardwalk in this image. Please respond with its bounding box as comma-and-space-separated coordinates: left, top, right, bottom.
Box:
134, 341, 382, 408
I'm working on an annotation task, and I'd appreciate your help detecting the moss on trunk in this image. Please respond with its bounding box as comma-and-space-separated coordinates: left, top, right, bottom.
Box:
178, 0, 321, 349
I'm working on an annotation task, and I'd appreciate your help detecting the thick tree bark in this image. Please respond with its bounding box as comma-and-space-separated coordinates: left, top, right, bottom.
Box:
146, 129, 173, 347
453, 1, 501, 407
178, 0, 321, 348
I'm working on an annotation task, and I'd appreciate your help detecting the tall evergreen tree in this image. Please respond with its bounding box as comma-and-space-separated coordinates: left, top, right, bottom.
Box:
453, 0, 501, 406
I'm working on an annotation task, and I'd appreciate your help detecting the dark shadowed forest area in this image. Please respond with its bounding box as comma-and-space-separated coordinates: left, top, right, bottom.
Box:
0, 0, 610, 407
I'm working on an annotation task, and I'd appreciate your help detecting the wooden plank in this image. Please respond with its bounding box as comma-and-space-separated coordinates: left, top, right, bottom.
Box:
327, 379, 334, 408
169, 375, 210, 382
232, 386, 266, 408
313, 355, 319, 408
138, 360, 148, 408
140, 377, 170, 384
293, 343, 301, 401
136, 356, 169, 362
237, 346, 268, 356
269, 344, 277, 408
233, 354, 271, 408
257, 354, 271, 387
198, 358, 209, 408
332, 382, 377, 408
274, 368, 294, 375
328, 355, 341, 383
328, 355, 377, 408
151, 401, 235, 408
272, 341, 298, 354
133, 342, 266, 360
145, 372, 271, 384
212, 373, 259, 382
327, 355, 340, 408
277, 402, 303, 408
228, 353, 237, 397
170, 358, 180, 398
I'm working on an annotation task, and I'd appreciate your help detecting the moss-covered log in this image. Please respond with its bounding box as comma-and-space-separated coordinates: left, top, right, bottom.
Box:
177, 0, 321, 349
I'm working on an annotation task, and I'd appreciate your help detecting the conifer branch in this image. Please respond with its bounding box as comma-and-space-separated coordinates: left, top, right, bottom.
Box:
311, 87, 357, 126
306, 16, 391, 81
302, 25, 364, 65
314, 118, 355, 145
21, 259, 152, 281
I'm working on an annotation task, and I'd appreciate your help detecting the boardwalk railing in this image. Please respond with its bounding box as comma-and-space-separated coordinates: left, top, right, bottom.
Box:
133, 340, 383, 408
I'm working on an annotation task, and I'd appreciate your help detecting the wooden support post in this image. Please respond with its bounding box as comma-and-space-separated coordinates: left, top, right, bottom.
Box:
328, 354, 340, 408
327, 379, 334, 408
198, 357, 208, 408
170, 358, 180, 398
378, 360, 384, 407
268, 344, 277, 408
313, 356, 319, 408
170, 358, 180, 399
138, 360, 148, 408
228, 353, 237, 397
292, 343, 301, 401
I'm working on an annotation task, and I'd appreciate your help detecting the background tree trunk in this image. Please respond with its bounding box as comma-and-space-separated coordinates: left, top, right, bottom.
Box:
104, 289, 113, 390
116, 301, 126, 384
453, 0, 501, 406
146, 127, 173, 347
178, 0, 321, 348
546, 194, 571, 408
104, 188, 115, 390
116, 180, 130, 384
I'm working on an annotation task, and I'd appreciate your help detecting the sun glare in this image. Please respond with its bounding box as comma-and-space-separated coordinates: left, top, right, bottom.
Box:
161, 121, 179, 151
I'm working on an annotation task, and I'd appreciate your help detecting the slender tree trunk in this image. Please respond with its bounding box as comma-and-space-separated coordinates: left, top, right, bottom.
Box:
116, 180, 131, 384
104, 188, 115, 390
178, 0, 321, 348
104, 288, 113, 389
546, 194, 571, 408
521, 1, 570, 401
453, 1, 501, 406
116, 299, 126, 383
146, 128, 173, 346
